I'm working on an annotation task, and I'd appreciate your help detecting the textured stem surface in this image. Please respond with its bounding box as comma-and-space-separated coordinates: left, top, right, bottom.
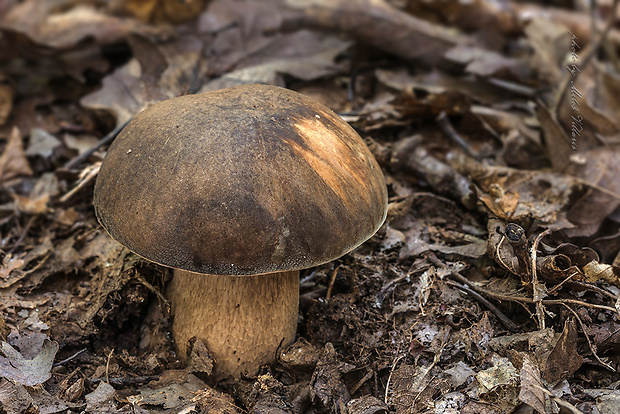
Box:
167, 269, 299, 380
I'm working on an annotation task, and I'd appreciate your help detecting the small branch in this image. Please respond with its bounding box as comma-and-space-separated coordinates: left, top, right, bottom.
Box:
446, 280, 519, 332
384, 353, 405, 405
435, 111, 479, 160
448, 271, 619, 315
326, 266, 339, 300
53, 348, 87, 367
561, 303, 615, 371
64, 119, 130, 170
531, 383, 586, 414
105, 348, 114, 385
531, 229, 553, 330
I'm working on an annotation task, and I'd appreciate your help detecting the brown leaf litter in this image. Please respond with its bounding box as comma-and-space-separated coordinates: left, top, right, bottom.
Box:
2, 0, 620, 413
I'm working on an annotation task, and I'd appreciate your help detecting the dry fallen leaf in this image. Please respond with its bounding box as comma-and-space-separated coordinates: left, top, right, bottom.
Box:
0, 338, 58, 386
476, 355, 520, 413
541, 319, 582, 384
565, 147, 620, 237
283, 0, 470, 63
2, 2, 138, 49
518, 354, 548, 413
112, 0, 206, 24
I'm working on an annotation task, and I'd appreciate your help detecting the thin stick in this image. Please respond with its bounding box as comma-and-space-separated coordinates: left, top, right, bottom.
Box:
7, 215, 36, 255
436, 111, 479, 160
530, 383, 585, 414
495, 234, 519, 275
64, 120, 130, 169
531, 229, 552, 329
561, 303, 615, 371
326, 266, 339, 300
384, 353, 404, 405
105, 348, 114, 384
449, 271, 619, 315
53, 348, 87, 367
350, 370, 374, 395
446, 280, 519, 332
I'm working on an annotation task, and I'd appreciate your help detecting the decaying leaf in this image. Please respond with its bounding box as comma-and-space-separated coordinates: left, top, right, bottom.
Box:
541, 319, 582, 385
476, 355, 520, 413
565, 147, 620, 238
583, 389, 620, 414
310, 343, 354, 411
85, 381, 116, 412
0, 378, 34, 414
0, 338, 58, 386
283, 0, 470, 63
465, 162, 580, 225
135, 371, 208, 409
346, 395, 388, 414
518, 354, 549, 414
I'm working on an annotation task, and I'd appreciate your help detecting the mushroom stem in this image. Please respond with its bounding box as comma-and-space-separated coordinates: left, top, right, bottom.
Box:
166, 269, 299, 380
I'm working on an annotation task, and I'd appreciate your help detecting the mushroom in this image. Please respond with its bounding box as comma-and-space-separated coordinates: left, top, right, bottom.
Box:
93, 84, 387, 380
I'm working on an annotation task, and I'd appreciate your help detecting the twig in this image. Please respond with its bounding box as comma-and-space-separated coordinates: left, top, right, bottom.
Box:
384, 352, 405, 405
435, 111, 479, 160
326, 266, 339, 300
561, 303, 615, 371
547, 269, 581, 296
7, 215, 36, 255
553, 0, 620, 115
530, 383, 586, 414
64, 120, 130, 169
531, 229, 552, 330
89, 375, 159, 387
446, 280, 519, 332
105, 348, 114, 384
412, 329, 449, 406
350, 370, 374, 395
59, 163, 100, 203
486, 77, 537, 97
53, 348, 87, 367
449, 271, 619, 315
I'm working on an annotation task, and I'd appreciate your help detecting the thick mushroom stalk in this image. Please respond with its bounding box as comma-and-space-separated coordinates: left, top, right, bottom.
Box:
166, 269, 299, 379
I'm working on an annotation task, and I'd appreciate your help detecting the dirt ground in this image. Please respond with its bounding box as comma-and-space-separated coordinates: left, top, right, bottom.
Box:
2, 0, 620, 413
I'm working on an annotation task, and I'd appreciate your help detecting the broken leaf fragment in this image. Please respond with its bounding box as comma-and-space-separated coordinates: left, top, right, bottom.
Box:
476, 355, 520, 413
0, 339, 58, 386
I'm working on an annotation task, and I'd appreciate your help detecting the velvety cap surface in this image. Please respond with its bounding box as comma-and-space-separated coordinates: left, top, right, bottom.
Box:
93, 84, 387, 275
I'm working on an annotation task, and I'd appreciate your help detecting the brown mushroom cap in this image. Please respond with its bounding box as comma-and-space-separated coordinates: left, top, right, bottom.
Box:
93, 84, 387, 275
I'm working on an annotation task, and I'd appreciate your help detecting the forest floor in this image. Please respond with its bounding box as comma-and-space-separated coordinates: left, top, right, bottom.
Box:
2, 0, 620, 413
